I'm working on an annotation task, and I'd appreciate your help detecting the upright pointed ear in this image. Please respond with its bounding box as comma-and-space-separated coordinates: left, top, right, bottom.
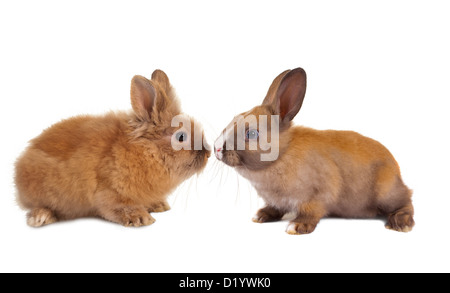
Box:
272, 68, 307, 124
151, 69, 171, 94
262, 69, 291, 106
130, 75, 157, 122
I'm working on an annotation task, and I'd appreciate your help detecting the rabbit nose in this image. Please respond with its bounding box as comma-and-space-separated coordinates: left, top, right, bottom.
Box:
214, 145, 223, 160
214, 136, 225, 160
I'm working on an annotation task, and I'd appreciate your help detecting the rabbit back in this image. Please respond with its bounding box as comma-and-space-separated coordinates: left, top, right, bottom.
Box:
289, 126, 410, 218
15, 113, 129, 219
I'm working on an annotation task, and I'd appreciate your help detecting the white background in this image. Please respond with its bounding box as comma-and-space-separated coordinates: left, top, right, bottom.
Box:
1, 0, 449, 273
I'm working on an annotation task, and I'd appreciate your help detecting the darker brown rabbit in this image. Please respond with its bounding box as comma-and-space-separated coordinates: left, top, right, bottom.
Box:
214, 68, 414, 234
15, 70, 210, 227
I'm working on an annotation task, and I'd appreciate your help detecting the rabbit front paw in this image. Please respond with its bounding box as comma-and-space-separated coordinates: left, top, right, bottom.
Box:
286, 222, 318, 235
149, 201, 171, 213
116, 207, 155, 227
252, 206, 285, 223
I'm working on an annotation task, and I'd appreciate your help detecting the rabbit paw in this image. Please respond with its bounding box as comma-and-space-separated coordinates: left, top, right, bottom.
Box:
149, 201, 171, 213
386, 210, 414, 232
286, 222, 317, 235
252, 206, 284, 223
27, 208, 57, 228
119, 207, 155, 227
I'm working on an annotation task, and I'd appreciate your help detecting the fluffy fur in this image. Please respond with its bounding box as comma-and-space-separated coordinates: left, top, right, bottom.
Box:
215, 68, 414, 234
15, 70, 210, 227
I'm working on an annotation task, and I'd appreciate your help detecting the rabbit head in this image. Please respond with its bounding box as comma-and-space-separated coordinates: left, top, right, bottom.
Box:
130, 70, 211, 180
214, 68, 306, 170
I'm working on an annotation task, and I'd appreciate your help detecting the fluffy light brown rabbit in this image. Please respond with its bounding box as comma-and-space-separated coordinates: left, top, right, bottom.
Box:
15, 70, 210, 227
214, 68, 414, 235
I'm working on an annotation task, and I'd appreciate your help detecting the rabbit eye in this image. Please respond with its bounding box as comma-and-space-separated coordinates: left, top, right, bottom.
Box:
246, 129, 259, 140
175, 132, 188, 142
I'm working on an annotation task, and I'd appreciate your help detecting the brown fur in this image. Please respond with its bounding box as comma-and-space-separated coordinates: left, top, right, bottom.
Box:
217, 68, 414, 234
15, 70, 210, 227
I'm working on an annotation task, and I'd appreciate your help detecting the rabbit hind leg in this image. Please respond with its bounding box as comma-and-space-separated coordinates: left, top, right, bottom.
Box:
27, 208, 58, 228
376, 172, 414, 232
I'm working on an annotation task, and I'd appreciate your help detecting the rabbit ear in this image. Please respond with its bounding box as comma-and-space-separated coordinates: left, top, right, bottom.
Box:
272, 68, 307, 123
151, 69, 171, 94
130, 75, 157, 122
262, 69, 291, 106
